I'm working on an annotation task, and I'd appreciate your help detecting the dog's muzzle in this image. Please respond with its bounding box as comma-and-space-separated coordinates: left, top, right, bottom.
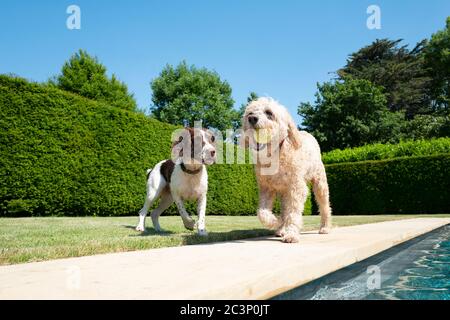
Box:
202, 150, 216, 165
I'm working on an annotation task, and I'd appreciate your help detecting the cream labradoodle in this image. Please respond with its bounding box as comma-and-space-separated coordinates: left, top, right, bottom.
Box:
242, 97, 332, 243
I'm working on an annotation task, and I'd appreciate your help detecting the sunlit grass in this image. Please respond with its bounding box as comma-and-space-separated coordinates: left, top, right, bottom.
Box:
0, 214, 448, 265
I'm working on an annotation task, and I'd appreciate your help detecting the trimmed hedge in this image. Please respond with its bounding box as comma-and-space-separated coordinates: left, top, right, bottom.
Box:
0, 75, 310, 216
1, 75, 174, 216
2, 75, 444, 217
321, 154, 450, 215
322, 138, 450, 164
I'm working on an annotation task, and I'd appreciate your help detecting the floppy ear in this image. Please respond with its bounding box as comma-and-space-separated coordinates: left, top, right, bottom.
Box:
287, 117, 301, 150
240, 111, 250, 150
171, 135, 184, 159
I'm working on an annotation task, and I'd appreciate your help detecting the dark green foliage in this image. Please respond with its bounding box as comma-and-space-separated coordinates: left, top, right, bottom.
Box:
338, 39, 432, 118
322, 137, 450, 164
298, 78, 390, 151
300, 61, 448, 151
322, 155, 450, 215
4, 75, 445, 217
207, 164, 258, 215
0, 75, 310, 217
423, 17, 450, 112
150, 61, 239, 131
0, 75, 170, 216
300, 22, 450, 151
238, 92, 259, 118
400, 114, 450, 140
53, 50, 137, 111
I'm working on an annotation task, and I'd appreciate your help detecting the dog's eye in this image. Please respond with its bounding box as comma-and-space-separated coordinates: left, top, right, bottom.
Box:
210, 136, 215, 143
265, 110, 274, 119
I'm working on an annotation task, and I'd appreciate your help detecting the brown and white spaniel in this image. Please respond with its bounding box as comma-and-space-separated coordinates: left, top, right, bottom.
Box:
136, 127, 216, 236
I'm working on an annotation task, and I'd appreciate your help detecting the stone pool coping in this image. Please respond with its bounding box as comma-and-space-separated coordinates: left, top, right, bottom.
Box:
0, 218, 449, 300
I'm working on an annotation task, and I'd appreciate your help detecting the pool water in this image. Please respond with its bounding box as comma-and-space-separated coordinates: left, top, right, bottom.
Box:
274, 224, 450, 300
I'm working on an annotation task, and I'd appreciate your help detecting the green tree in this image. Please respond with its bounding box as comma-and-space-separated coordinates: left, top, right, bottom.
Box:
338, 39, 432, 118
54, 50, 137, 111
150, 61, 238, 131
298, 78, 394, 151
400, 114, 450, 140
424, 17, 450, 112
237, 91, 258, 118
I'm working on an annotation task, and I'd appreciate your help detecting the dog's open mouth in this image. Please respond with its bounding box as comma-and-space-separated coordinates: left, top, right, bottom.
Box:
202, 158, 216, 165
251, 128, 271, 151
254, 142, 267, 151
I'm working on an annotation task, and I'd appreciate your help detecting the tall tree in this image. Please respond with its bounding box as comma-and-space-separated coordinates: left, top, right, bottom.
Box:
424, 17, 450, 112
238, 92, 258, 118
54, 50, 137, 111
338, 39, 432, 118
298, 79, 394, 151
150, 61, 238, 131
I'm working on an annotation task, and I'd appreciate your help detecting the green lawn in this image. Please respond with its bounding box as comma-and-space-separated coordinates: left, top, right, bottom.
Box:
0, 214, 448, 265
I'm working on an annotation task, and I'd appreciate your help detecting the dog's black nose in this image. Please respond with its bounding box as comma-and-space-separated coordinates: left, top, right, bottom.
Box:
248, 116, 258, 126
210, 150, 216, 157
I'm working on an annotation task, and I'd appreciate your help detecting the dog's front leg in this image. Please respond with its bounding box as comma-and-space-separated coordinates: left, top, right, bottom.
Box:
280, 183, 307, 243
257, 187, 280, 230
173, 194, 196, 231
196, 194, 208, 236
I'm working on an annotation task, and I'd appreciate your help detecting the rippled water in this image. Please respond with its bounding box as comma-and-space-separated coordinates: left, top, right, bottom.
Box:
365, 225, 450, 300
274, 224, 450, 300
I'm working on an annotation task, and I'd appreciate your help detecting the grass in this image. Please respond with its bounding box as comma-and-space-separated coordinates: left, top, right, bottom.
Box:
0, 214, 449, 265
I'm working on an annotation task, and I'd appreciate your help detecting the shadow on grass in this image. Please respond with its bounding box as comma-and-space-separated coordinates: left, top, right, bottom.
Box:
123, 224, 276, 244
121, 225, 176, 236
181, 229, 273, 245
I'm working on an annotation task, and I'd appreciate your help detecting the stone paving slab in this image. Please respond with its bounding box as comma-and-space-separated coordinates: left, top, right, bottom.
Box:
0, 218, 448, 300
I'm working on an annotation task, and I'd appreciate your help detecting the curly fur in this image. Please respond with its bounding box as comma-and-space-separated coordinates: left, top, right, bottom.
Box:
243, 97, 332, 243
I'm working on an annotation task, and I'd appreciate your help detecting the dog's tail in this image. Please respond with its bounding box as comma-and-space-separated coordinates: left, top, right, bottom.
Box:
146, 168, 153, 180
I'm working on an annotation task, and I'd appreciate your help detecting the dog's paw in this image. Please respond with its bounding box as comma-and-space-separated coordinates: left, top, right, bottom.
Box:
198, 229, 208, 237
282, 232, 301, 243
183, 219, 196, 231
275, 227, 286, 237
319, 226, 331, 234
136, 225, 145, 232
257, 209, 281, 230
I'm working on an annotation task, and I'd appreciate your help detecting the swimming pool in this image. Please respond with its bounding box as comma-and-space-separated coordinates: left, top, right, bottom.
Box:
274, 224, 450, 300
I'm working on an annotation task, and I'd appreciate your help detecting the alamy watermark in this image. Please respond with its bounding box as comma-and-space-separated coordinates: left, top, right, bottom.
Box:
367, 5, 381, 30
66, 5, 81, 30
366, 265, 381, 290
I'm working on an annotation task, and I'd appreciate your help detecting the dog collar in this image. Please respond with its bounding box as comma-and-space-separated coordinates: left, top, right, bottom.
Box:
254, 137, 287, 152
180, 163, 202, 175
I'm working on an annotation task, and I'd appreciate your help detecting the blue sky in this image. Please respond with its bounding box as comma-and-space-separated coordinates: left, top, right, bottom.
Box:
1, 0, 449, 124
